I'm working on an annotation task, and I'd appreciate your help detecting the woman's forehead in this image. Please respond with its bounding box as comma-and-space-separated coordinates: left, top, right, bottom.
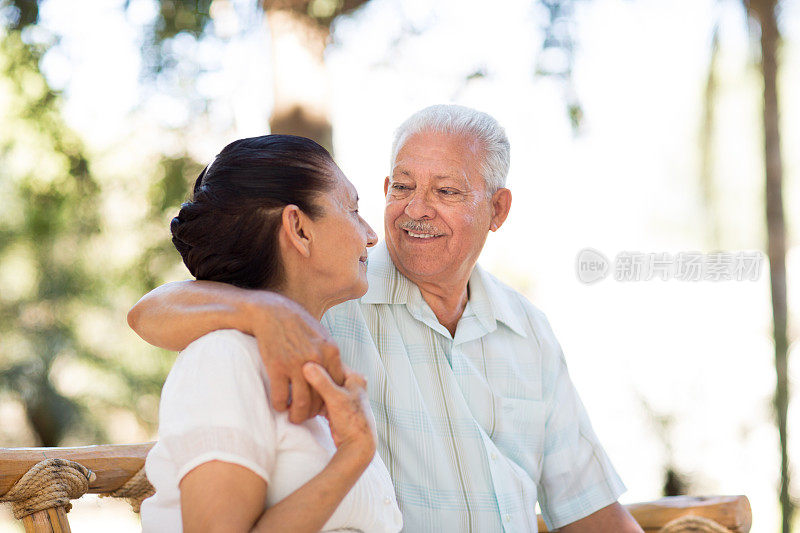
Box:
328, 165, 359, 204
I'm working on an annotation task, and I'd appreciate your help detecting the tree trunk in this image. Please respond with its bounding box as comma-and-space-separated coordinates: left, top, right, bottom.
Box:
746, 0, 793, 531
699, 23, 722, 248
265, 9, 333, 153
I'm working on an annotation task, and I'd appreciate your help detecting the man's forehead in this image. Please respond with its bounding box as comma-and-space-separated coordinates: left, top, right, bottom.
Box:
392, 168, 470, 186
392, 131, 482, 181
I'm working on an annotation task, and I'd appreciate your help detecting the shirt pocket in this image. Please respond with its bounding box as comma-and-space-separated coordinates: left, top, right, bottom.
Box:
492, 397, 546, 479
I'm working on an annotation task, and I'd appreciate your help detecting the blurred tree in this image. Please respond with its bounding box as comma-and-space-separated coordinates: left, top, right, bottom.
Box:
138, 0, 372, 153
699, 21, 722, 249
0, 29, 106, 445
139, 0, 582, 148
260, 0, 370, 152
743, 1, 793, 531
700, 1, 793, 529
638, 396, 693, 498
536, 0, 583, 131
0, 2, 192, 446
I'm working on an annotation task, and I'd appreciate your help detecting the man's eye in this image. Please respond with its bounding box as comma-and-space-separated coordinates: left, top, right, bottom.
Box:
392, 184, 410, 190
439, 188, 459, 195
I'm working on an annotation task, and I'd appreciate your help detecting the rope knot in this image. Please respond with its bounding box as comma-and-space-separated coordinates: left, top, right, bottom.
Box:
0, 458, 96, 519
659, 515, 734, 533
101, 466, 154, 513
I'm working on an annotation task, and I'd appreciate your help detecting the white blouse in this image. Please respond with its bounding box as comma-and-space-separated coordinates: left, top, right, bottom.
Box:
141, 329, 403, 532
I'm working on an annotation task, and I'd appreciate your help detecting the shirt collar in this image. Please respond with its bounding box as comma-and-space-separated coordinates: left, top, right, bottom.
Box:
361, 242, 528, 338
469, 265, 528, 338
361, 241, 413, 305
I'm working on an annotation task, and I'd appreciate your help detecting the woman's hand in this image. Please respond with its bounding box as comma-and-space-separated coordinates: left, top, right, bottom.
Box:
180, 363, 378, 533
302, 362, 377, 465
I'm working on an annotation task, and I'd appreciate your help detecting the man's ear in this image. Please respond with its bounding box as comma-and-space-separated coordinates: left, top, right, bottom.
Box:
383, 176, 390, 197
489, 188, 512, 232
281, 205, 312, 257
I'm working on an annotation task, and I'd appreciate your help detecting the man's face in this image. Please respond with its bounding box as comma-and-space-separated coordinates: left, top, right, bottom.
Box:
383, 130, 508, 287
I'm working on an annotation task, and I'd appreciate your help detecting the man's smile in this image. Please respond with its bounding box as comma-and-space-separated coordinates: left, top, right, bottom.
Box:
402, 229, 445, 241
406, 230, 440, 239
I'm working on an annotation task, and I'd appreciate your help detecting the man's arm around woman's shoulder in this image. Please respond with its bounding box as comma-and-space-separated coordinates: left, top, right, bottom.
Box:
127, 279, 344, 423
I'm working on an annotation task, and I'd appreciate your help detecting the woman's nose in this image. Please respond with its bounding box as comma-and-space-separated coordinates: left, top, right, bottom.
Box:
365, 222, 378, 247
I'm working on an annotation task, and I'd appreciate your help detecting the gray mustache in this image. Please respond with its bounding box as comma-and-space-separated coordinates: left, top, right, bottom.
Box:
400, 220, 441, 234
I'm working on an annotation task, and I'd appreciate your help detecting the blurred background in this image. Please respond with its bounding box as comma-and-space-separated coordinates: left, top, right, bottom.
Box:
0, 0, 797, 530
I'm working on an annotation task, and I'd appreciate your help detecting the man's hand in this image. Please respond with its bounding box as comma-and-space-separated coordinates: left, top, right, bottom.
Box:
127, 280, 345, 423
243, 292, 344, 422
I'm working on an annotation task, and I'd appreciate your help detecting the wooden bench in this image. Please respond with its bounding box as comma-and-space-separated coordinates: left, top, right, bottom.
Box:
0, 443, 752, 532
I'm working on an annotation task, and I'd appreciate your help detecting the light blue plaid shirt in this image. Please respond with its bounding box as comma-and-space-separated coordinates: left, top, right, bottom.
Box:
321, 243, 625, 532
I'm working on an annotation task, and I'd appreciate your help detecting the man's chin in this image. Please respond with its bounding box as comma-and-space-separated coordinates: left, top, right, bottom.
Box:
387, 235, 446, 278
393, 256, 447, 282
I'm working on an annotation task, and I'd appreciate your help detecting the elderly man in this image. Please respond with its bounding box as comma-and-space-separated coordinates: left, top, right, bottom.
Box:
129, 105, 642, 532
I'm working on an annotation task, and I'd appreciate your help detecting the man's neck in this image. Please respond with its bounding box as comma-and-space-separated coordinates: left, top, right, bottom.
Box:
415, 278, 469, 338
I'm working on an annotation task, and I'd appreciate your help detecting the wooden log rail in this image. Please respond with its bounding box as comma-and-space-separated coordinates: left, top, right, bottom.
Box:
537, 495, 752, 532
0, 443, 154, 532
0, 443, 751, 532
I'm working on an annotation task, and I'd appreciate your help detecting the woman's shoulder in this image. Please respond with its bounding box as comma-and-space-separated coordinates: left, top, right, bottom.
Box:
171, 329, 264, 383
159, 329, 273, 428
183, 329, 259, 356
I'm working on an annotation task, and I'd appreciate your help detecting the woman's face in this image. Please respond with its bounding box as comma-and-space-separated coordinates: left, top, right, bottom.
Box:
307, 164, 378, 304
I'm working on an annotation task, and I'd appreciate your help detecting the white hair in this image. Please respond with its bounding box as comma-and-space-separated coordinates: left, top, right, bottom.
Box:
390, 104, 511, 192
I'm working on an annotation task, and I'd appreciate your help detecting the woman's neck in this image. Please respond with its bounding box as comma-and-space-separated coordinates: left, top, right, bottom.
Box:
274, 280, 334, 322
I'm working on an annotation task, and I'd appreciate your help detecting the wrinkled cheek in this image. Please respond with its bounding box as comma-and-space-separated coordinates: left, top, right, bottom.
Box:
385, 203, 406, 222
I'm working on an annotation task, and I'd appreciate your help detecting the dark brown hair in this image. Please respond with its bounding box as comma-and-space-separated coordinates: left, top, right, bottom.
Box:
170, 134, 335, 290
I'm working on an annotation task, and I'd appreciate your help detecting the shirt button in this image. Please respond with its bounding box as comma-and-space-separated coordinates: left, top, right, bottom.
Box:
491, 452, 498, 460
504, 514, 511, 522
384, 496, 392, 505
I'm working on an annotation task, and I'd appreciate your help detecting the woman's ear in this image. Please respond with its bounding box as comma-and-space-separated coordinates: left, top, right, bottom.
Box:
281, 205, 312, 257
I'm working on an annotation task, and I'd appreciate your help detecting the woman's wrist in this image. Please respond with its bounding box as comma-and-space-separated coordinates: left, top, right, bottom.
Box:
332, 438, 376, 473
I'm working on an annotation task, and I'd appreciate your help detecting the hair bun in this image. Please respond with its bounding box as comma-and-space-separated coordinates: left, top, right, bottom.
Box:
170, 215, 192, 257
168, 134, 335, 290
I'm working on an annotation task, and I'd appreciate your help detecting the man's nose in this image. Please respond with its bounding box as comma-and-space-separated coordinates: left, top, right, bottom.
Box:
404, 190, 435, 220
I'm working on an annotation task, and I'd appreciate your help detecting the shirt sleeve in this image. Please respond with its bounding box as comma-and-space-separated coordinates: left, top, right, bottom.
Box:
156, 329, 278, 484
531, 309, 626, 530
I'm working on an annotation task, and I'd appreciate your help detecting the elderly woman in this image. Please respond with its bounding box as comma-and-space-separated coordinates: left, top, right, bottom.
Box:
140, 135, 402, 532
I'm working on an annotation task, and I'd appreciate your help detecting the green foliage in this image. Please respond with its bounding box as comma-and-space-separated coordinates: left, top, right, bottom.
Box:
151, 156, 199, 215
0, 31, 102, 445
0, 0, 38, 31
141, 0, 212, 79
0, 29, 189, 446
136, 155, 203, 291
153, 0, 213, 41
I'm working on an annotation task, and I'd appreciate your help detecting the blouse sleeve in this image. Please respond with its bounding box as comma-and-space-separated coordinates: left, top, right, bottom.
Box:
156, 329, 278, 484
